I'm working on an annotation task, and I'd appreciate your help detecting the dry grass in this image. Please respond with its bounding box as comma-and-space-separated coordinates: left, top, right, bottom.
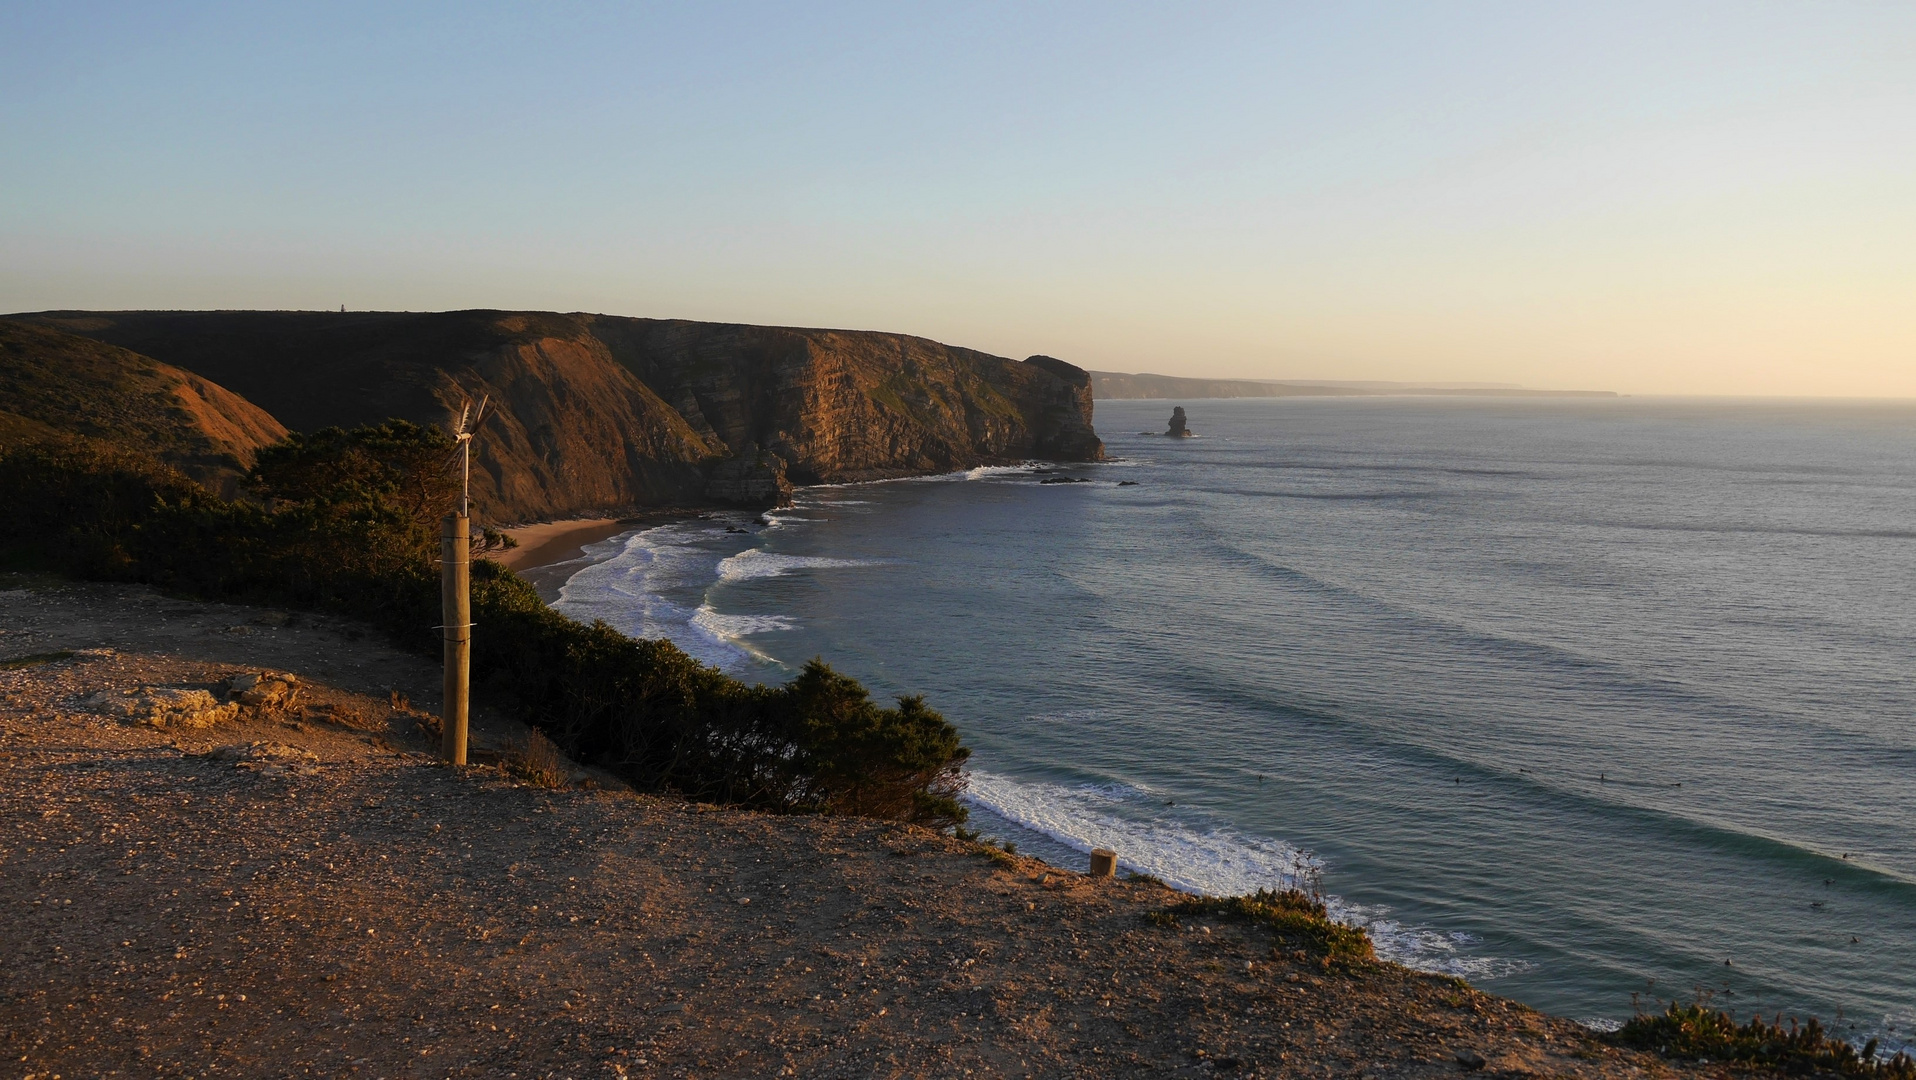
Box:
503, 726, 570, 788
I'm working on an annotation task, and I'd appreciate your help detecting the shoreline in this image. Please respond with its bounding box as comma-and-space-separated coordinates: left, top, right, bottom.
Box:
490, 517, 624, 570
492, 508, 714, 574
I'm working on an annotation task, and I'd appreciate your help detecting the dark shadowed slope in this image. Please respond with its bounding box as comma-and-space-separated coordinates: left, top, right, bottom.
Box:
0, 319, 287, 493
16, 311, 716, 521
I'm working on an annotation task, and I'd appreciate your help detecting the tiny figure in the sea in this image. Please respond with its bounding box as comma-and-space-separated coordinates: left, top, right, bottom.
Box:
1166, 406, 1193, 437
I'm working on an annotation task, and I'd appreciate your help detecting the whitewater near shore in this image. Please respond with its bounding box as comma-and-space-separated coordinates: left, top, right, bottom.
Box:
0, 577, 1704, 1078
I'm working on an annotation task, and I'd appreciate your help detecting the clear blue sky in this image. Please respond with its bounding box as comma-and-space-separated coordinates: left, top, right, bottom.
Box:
4, 2, 1912, 394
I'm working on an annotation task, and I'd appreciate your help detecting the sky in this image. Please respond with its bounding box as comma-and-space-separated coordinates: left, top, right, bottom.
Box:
2, 2, 1912, 396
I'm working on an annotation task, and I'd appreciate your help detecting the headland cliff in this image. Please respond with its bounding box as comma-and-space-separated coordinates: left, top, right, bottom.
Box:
7, 310, 1105, 520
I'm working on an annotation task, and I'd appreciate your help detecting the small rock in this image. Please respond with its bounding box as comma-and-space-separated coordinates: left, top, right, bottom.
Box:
226, 672, 299, 708
1455, 1050, 1487, 1072
206, 741, 321, 770
94, 687, 240, 729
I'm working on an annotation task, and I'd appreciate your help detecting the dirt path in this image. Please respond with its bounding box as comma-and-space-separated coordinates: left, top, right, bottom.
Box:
0, 578, 1701, 1079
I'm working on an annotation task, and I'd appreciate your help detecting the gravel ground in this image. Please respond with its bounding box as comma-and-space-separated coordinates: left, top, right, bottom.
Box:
0, 577, 1705, 1080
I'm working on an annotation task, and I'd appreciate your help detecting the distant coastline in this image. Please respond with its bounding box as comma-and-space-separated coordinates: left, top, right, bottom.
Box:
1090, 370, 1618, 400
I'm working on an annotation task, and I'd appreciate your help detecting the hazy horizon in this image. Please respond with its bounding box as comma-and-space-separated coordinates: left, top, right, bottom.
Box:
4, 3, 1912, 397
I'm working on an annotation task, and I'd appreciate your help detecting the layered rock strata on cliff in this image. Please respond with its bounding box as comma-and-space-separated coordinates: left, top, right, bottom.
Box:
14, 310, 1105, 519
586, 319, 1104, 484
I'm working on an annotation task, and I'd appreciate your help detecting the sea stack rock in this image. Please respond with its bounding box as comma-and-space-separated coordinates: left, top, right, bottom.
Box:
704, 442, 795, 508
1166, 406, 1193, 437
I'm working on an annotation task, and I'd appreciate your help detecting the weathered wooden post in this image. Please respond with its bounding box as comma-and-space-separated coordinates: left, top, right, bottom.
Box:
440, 512, 470, 764
1089, 848, 1117, 878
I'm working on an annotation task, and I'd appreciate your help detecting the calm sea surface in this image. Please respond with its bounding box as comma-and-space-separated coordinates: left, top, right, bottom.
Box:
544, 397, 1916, 1039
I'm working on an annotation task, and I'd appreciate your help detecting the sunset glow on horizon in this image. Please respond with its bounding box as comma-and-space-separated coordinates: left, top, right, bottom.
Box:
3, 2, 1912, 397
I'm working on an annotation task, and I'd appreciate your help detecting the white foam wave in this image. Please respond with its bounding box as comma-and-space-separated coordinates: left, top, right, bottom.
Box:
755, 513, 815, 528
1332, 906, 1535, 981
964, 465, 1039, 481
552, 521, 768, 671
692, 605, 797, 639
888, 463, 1044, 484
716, 549, 886, 581
963, 769, 1528, 981
963, 770, 1316, 896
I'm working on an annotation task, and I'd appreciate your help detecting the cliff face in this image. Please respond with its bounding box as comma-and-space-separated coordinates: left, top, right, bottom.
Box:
586, 318, 1103, 484
15, 310, 1103, 519
0, 319, 288, 494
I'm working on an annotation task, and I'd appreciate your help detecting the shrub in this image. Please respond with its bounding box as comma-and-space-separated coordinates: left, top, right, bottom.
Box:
504, 727, 572, 789
1152, 888, 1374, 963
0, 435, 210, 578
0, 426, 971, 826
1615, 1001, 1915, 1078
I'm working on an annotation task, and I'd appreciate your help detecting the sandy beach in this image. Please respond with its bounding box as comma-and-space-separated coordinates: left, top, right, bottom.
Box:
490, 518, 629, 571
0, 577, 1706, 1079
490, 510, 715, 602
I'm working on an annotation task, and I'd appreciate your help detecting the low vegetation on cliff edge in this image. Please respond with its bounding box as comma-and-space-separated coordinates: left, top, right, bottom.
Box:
1145, 887, 1376, 965
0, 423, 969, 824
1615, 1001, 1914, 1078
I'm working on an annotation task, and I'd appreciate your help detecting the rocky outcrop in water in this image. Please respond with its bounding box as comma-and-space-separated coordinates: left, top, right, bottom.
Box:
1166, 406, 1193, 437
12, 310, 1106, 518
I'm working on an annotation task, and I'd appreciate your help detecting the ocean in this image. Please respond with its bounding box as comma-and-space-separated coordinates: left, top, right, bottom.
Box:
541, 396, 1916, 1041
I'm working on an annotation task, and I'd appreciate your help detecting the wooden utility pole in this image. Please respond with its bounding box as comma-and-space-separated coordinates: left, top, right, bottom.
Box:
439, 394, 488, 766
440, 512, 470, 764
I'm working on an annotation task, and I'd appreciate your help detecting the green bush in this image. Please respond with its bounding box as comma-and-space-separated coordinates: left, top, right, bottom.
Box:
1615, 1001, 1914, 1078
1152, 888, 1374, 963
0, 425, 970, 825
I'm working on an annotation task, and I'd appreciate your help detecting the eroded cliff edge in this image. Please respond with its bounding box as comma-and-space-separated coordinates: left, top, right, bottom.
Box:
12, 310, 1105, 521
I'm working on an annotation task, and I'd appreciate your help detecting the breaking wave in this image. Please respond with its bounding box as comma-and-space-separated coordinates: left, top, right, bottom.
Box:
962, 769, 1529, 981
